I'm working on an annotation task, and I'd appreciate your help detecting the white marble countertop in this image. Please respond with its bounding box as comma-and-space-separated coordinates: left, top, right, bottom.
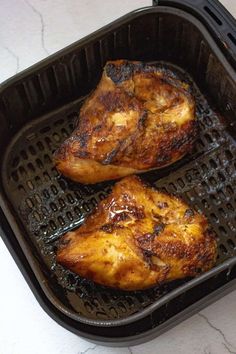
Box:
0, 1, 236, 353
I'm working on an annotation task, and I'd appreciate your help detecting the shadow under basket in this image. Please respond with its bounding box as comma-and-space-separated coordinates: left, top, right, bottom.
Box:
0, 0, 236, 346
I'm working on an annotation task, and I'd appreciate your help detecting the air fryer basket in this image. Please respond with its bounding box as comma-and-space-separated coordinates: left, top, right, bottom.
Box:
0, 2, 236, 345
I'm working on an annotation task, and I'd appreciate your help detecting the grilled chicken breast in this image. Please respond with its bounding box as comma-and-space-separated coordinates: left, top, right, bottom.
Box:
55, 60, 197, 184
57, 176, 217, 291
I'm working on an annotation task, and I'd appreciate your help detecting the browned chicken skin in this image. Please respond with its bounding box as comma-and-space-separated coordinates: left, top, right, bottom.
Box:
57, 176, 217, 291
55, 60, 197, 184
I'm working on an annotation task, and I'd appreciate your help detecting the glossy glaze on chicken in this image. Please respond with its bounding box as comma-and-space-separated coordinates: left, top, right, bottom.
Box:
57, 176, 217, 291
54, 60, 197, 184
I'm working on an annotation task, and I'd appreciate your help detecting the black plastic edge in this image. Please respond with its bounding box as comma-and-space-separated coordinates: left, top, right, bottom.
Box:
0, 4, 236, 332
154, 0, 236, 68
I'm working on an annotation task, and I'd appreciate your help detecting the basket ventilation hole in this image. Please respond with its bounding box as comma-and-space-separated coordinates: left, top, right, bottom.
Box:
209, 177, 217, 187
218, 207, 226, 217
66, 212, 73, 221
204, 133, 213, 143
11, 171, 19, 182
43, 172, 51, 181
58, 198, 66, 208
204, 6, 222, 26
209, 159, 217, 168
210, 130, 219, 140
227, 239, 235, 249
226, 185, 234, 196
169, 182, 177, 191
27, 163, 35, 172
43, 189, 50, 199
51, 185, 58, 195
40, 126, 51, 134
19, 166, 26, 176
37, 141, 44, 151
29, 145, 36, 155
226, 203, 234, 211
12, 156, 20, 167
34, 176, 41, 185
201, 199, 209, 208
50, 202, 57, 212
219, 244, 227, 254
61, 128, 69, 137
225, 149, 233, 160
50, 220, 57, 230
218, 189, 226, 200
20, 150, 28, 160
18, 185, 25, 192
36, 159, 43, 169
219, 226, 227, 236
210, 213, 218, 223
228, 33, 236, 46
177, 178, 185, 188
74, 206, 82, 216
201, 163, 208, 174
51, 167, 60, 177
58, 216, 65, 226
67, 194, 75, 203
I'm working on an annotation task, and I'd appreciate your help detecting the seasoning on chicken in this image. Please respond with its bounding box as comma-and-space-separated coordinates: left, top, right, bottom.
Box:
54, 60, 197, 184
56, 176, 217, 291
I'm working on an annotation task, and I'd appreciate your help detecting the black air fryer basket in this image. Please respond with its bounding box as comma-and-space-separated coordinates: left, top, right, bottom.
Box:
1, 0, 236, 346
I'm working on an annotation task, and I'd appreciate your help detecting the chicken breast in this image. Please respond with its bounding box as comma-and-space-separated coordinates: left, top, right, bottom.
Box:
57, 176, 217, 291
54, 60, 197, 184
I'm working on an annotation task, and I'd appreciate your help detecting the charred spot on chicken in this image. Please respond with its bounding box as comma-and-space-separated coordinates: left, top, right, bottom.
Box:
54, 60, 197, 184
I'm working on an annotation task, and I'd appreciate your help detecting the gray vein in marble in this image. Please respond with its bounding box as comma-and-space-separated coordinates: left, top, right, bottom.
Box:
78, 344, 97, 354
223, 343, 236, 354
24, 0, 49, 55
2, 46, 19, 73
199, 313, 236, 353
128, 347, 133, 354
